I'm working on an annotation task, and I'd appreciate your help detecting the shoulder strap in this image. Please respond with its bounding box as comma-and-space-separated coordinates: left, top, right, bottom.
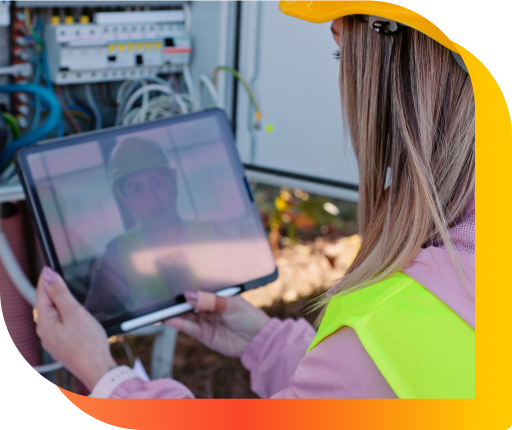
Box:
309, 273, 475, 399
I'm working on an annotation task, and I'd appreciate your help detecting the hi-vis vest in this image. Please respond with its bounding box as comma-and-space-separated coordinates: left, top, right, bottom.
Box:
308, 272, 475, 399
116, 220, 217, 305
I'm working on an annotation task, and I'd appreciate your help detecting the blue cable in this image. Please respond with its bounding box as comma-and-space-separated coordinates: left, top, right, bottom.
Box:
67, 104, 93, 120
30, 56, 43, 131
41, 50, 64, 137
34, 17, 43, 34
28, 21, 61, 135
40, 48, 52, 91
0, 84, 62, 171
28, 101, 89, 118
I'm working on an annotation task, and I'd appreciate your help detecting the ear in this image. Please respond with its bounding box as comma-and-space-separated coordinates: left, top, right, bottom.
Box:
116, 183, 131, 209
118, 192, 131, 213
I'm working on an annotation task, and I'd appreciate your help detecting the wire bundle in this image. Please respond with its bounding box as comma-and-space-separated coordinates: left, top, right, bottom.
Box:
116, 78, 190, 126
0, 84, 62, 171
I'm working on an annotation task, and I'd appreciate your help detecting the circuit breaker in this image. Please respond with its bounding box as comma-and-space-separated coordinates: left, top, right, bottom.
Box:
44, 10, 192, 84
0, 1, 9, 27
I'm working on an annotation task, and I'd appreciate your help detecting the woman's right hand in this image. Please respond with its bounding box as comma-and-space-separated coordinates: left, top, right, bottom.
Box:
165, 292, 270, 357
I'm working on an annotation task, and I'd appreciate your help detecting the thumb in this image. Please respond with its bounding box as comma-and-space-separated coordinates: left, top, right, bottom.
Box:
41, 267, 80, 321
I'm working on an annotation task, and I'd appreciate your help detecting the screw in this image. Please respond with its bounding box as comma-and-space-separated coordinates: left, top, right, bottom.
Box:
15, 36, 27, 46
20, 67, 31, 78
15, 50, 29, 61
18, 105, 30, 116
17, 116, 29, 129
16, 93, 29, 104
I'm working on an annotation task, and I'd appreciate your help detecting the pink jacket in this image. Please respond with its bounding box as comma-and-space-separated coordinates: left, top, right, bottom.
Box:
90, 199, 475, 399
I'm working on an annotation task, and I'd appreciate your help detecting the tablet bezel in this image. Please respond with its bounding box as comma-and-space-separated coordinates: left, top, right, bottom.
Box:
15, 109, 278, 335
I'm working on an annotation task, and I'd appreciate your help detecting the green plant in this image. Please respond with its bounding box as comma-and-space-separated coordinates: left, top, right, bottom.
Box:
253, 184, 357, 250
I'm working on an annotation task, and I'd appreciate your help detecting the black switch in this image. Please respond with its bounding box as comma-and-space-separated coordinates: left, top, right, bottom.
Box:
136, 54, 143, 65
164, 38, 175, 47
107, 55, 116, 62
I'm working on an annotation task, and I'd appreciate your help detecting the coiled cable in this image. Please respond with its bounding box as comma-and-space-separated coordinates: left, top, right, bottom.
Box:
151, 325, 178, 379
0, 84, 61, 172
116, 77, 169, 125
121, 84, 188, 124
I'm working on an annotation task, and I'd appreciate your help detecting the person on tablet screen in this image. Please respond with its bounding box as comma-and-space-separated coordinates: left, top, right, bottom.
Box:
84, 137, 217, 321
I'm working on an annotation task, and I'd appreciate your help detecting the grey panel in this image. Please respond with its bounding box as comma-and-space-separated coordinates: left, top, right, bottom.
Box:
0, 26, 10, 108
16, 1, 185, 7
188, 1, 237, 119
236, 1, 359, 201
0, 27, 9, 69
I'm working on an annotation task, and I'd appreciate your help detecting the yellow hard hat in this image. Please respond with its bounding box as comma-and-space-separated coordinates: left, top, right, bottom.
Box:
108, 137, 171, 192
279, 1, 457, 53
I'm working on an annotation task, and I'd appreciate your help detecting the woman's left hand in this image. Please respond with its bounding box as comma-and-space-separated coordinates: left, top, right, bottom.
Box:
36, 267, 116, 391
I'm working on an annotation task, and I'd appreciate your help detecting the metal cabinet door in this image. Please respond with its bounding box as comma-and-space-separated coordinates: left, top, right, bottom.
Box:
235, 1, 358, 201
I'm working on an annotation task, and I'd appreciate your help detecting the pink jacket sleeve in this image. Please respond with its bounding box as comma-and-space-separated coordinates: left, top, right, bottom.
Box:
241, 318, 396, 398
98, 318, 396, 399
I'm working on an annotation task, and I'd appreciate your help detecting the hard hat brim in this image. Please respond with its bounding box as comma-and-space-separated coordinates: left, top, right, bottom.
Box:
279, 1, 457, 53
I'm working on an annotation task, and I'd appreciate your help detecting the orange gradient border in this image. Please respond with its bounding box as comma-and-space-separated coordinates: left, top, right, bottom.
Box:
54, 8, 511, 430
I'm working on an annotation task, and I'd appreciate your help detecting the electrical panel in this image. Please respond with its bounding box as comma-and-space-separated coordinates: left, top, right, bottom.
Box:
16, 0, 188, 7
44, 10, 192, 84
0, 1, 9, 27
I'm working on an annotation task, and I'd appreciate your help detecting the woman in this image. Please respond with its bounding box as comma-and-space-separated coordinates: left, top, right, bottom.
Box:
35, 2, 475, 399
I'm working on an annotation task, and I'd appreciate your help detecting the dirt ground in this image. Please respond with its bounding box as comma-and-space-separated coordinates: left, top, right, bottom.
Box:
109, 235, 360, 399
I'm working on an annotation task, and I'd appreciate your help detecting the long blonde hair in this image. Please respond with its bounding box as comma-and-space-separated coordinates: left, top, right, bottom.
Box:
314, 16, 475, 312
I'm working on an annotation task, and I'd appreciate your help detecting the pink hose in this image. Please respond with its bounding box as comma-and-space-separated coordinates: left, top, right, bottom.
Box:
0, 203, 40, 366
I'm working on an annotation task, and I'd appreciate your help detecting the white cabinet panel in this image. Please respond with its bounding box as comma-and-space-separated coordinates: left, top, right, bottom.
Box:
236, 1, 359, 201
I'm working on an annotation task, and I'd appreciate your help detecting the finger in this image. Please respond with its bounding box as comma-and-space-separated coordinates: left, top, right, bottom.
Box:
164, 317, 184, 330
184, 291, 228, 313
183, 291, 198, 308
36, 267, 61, 325
196, 291, 216, 312
40, 267, 81, 322
165, 311, 199, 327
164, 313, 203, 338
214, 296, 228, 313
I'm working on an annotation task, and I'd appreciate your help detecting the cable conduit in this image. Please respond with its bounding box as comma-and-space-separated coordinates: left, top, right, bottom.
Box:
0, 203, 39, 366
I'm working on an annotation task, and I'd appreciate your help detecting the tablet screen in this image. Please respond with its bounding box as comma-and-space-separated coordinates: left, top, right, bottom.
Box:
25, 112, 275, 326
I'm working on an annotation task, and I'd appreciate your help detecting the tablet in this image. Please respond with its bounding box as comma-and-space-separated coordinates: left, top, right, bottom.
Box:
16, 109, 277, 336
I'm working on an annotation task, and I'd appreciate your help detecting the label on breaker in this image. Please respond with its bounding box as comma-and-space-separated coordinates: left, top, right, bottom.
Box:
54, 23, 184, 43
45, 21, 192, 84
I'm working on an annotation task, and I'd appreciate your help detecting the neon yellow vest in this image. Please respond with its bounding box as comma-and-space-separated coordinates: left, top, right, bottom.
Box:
116, 220, 217, 304
309, 272, 475, 399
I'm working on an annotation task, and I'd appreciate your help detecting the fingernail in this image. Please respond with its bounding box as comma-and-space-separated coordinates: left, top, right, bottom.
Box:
42, 266, 56, 284
184, 291, 198, 301
165, 318, 182, 330
184, 291, 198, 311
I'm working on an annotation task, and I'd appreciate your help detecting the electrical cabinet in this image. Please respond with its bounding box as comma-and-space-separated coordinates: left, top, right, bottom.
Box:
6, 1, 358, 201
